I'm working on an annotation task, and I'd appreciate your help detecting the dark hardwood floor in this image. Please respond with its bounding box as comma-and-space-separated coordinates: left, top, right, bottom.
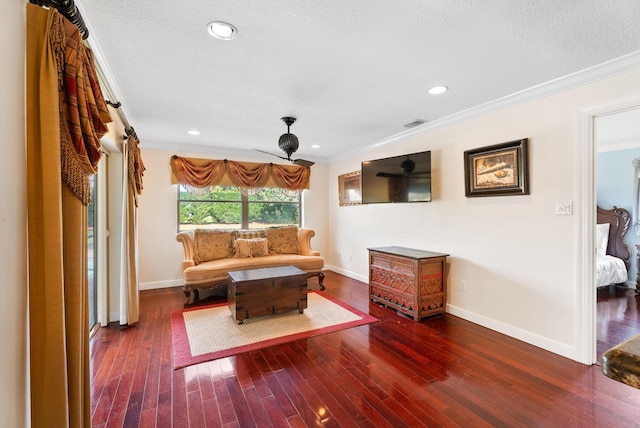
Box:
91, 272, 640, 427
597, 285, 640, 361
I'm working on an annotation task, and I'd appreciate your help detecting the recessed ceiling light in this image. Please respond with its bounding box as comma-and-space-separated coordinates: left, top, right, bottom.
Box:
188, 130, 200, 136
207, 21, 237, 40
428, 86, 448, 95
311, 145, 320, 149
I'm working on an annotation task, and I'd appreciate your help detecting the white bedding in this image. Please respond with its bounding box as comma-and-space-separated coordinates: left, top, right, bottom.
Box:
596, 254, 628, 288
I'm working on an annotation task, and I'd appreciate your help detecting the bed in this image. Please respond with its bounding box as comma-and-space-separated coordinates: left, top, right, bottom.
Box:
596, 206, 632, 289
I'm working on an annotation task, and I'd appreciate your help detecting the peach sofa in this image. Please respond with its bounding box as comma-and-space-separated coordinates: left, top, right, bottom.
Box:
176, 226, 324, 305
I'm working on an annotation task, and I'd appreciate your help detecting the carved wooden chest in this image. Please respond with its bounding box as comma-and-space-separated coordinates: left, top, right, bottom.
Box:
228, 266, 308, 324
368, 246, 448, 320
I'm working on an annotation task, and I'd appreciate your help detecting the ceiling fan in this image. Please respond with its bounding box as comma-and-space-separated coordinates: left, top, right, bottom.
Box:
255, 117, 315, 168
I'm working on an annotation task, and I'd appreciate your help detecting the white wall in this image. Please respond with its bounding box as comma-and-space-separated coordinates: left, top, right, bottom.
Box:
1, 1, 28, 426
135, 69, 640, 362
329, 67, 640, 360
136, 149, 329, 288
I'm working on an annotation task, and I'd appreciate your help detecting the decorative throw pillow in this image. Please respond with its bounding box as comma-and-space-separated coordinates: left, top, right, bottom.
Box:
233, 239, 252, 258
234, 229, 267, 240
193, 229, 234, 264
266, 225, 299, 254
596, 223, 610, 257
248, 238, 269, 257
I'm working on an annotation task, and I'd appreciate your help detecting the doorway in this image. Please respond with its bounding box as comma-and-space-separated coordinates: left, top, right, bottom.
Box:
577, 98, 640, 365
595, 107, 640, 361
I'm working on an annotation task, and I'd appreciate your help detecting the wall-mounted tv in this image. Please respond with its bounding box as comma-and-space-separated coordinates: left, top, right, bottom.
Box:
361, 150, 431, 204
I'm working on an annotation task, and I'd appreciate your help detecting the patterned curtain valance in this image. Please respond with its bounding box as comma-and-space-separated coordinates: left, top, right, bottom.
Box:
127, 135, 146, 207
53, 13, 112, 205
170, 155, 311, 191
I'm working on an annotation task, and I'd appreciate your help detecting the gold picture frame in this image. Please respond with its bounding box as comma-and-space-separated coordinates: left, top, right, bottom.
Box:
464, 138, 529, 197
338, 171, 362, 206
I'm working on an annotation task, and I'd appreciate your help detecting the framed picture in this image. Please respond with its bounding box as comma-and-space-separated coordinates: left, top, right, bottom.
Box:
464, 138, 529, 197
338, 171, 362, 206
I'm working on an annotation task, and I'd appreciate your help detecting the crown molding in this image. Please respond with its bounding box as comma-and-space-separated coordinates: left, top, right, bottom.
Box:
330, 50, 640, 163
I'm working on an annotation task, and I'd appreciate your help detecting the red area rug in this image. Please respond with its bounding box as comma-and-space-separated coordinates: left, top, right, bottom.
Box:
171, 290, 377, 369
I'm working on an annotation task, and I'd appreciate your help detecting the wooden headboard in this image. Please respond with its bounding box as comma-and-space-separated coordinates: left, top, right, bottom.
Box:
597, 205, 631, 269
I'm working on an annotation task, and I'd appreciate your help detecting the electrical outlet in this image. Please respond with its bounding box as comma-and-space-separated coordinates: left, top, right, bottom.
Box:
460, 280, 468, 292
348, 254, 353, 262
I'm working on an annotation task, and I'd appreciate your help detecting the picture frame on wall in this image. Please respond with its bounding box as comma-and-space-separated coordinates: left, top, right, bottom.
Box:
338, 171, 362, 206
464, 138, 529, 197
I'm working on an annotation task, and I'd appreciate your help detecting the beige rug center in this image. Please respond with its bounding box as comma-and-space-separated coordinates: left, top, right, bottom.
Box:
183, 293, 363, 357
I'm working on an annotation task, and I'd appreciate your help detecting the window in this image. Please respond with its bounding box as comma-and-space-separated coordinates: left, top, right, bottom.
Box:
178, 185, 301, 231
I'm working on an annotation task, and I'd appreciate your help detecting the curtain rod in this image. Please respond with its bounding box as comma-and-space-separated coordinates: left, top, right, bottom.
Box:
95, 58, 137, 141
30, 0, 88, 39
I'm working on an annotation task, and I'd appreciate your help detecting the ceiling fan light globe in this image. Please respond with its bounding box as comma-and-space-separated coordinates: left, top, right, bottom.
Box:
278, 133, 299, 157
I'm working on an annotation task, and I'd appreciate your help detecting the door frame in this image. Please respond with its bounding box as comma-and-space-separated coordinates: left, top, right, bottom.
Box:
577, 94, 640, 364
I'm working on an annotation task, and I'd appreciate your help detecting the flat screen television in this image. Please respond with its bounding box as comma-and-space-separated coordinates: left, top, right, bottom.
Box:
361, 151, 431, 204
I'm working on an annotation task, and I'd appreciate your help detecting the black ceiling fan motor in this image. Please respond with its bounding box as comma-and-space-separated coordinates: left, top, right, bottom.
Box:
278, 117, 299, 159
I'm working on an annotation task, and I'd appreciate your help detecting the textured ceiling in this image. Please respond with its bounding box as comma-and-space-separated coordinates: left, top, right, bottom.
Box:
75, 0, 640, 163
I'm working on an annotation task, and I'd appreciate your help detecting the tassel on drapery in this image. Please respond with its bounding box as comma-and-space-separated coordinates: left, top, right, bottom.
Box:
170, 155, 311, 195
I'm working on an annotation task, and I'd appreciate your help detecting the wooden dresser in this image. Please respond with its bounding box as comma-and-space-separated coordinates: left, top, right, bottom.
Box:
368, 246, 448, 320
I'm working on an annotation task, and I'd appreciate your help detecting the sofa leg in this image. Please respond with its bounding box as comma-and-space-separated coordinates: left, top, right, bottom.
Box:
318, 271, 325, 290
183, 286, 195, 306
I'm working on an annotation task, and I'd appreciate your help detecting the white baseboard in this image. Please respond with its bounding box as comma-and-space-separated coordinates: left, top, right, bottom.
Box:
446, 303, 578, 361
139, 279, 183, 290
324, 267, 578, 361
324, 265, 368, 284
138, 268, 369, 291
134, 270, 579, 361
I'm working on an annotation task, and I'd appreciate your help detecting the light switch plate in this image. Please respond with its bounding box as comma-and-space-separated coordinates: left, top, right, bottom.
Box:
555, 201, 573, 215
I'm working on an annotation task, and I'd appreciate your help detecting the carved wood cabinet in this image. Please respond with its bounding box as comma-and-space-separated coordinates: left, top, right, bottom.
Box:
368, 246, 448, 320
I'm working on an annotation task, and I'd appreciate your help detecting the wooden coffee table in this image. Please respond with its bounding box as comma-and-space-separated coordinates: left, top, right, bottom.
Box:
227, 266, 308, 324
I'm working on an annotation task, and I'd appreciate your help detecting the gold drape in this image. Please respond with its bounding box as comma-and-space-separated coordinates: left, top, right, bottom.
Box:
170, 157, 226, 189
123, 135, 144, 324
170, 155, 311, 190
27, 4, 112, 426
227, 160, 270, 188
271, 163, 312, 191
27, 6, 70, 426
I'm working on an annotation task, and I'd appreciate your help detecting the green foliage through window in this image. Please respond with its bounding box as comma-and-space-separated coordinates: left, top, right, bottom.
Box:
178, 185, 301, 230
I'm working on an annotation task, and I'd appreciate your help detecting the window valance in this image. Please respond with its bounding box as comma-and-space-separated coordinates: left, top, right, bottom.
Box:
170, 155, 311, 193
55, 13, 112, 205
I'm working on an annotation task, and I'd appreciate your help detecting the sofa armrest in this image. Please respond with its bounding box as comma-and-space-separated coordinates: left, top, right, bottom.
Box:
176, 231, 196, 271
299, 228, 320, 256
